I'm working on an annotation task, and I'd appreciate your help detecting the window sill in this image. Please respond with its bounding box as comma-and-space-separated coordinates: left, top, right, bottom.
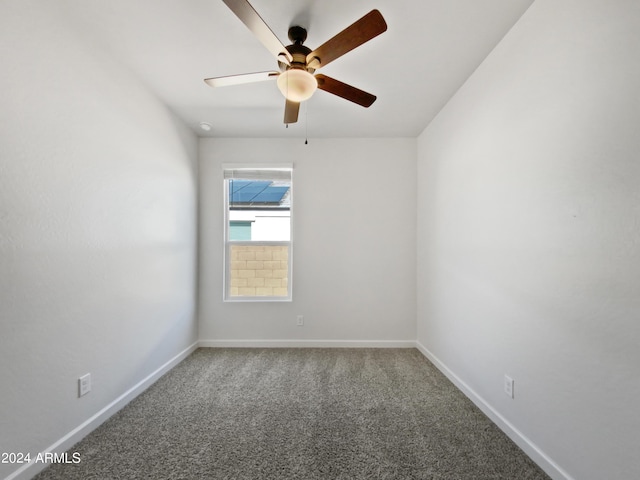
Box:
223, 297, 292, 303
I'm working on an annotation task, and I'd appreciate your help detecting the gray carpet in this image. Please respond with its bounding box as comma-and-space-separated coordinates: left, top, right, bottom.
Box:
34, 348, 550, 479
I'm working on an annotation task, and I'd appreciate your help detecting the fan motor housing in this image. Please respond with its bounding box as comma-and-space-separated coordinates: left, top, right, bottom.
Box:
278, 26, 316, 74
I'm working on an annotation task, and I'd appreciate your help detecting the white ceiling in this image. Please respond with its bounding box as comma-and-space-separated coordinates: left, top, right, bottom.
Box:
57, 0, 534, 138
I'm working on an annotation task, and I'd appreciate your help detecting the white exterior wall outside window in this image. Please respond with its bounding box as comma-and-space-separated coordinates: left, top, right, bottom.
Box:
223, 165, 293, 301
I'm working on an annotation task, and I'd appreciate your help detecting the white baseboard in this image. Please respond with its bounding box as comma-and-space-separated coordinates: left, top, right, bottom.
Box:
5, 342, 198, 480
415, 341, 572, 480
198, 339, 416, 349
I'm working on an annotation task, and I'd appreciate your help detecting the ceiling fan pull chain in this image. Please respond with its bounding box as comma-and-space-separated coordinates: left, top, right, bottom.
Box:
305, 102, 309, 145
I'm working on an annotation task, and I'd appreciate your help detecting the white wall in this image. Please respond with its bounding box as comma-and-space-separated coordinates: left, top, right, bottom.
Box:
199, 137, 416, 345
0, 3, 198, 479
416, 1, 640, 479
229, 210, 291, 241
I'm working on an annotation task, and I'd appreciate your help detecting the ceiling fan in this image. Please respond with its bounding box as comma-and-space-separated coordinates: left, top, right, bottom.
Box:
204, 0, 387, 124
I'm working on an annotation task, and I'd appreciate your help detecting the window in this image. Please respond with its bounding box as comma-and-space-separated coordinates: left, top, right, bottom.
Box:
223, 165, 292, 301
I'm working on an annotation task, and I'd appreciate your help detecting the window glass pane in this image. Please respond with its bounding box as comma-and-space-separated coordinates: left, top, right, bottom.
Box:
227, 178, 290, 241
229, 245, 289, 298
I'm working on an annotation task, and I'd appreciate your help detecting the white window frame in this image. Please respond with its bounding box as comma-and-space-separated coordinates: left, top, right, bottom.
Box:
223, 164, 293, 302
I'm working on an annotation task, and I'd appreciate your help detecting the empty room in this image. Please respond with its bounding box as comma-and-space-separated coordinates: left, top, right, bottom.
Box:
1, 0, 638, 479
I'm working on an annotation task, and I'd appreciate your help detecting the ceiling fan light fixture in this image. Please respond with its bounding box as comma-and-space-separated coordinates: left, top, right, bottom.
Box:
277, 69, 317, 102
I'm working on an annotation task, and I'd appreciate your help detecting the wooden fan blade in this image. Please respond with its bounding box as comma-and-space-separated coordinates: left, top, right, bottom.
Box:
306, 10, 387, 69
204, 71, 279, 88
315, 74, 376, 107
222, 0, 293, 64
284, 99, 300, 124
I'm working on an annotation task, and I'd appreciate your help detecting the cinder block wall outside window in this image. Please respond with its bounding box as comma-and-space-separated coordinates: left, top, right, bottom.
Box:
229, 245, 289, 296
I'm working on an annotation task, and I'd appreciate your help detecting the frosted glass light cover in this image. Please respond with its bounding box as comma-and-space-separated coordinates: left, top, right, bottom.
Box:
277, 70, 317, 102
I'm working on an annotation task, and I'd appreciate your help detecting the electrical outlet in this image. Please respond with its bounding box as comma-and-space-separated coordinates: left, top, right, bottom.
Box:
78, 373, 91, 397
504, 375, 514, 399
296, 315, 304, 326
